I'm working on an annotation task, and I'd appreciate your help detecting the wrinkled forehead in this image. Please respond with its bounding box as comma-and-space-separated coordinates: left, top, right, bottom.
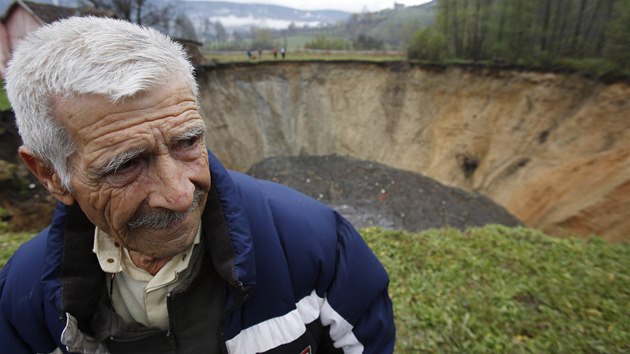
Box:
51, 80, 200, 143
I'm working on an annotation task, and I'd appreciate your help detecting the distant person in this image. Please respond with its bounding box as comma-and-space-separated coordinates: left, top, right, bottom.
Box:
246, 48, 252, 59
272, 47, 278, 59
0, 17, 395, 353
281, 47, 286, 59
258, 48, 262, 59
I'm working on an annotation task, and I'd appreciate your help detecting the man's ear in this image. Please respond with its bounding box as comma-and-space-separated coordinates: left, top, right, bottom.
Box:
18, 146, 75, 205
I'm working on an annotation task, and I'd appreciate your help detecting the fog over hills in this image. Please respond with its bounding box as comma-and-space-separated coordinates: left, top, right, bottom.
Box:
180, 1, 350, 32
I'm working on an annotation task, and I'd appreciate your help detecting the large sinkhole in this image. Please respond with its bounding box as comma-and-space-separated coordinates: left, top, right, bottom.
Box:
197, 61, 630, 242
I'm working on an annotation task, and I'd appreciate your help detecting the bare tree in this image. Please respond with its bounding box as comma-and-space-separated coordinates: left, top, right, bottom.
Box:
215, 21, 228, 45
80, 0, 175, 28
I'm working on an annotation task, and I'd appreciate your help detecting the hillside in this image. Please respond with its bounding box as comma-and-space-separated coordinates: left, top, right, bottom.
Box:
180, 1, 351, 35
337, 2, 436, 48
198, 61, 630, 242
0, 1, 435, 50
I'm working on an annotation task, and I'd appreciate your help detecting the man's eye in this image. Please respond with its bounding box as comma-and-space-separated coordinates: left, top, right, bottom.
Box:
175, 135, 201, 150
113, 159, 138, 174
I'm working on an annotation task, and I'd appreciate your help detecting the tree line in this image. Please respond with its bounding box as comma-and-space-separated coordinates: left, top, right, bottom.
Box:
409, 0, 630, 71
80, 0, 198, 40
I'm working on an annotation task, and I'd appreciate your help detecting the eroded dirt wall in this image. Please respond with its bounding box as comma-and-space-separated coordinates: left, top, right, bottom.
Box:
198, 62, 630, 242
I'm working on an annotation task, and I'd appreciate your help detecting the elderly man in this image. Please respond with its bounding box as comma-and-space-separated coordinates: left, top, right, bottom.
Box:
0, 17, 394, 354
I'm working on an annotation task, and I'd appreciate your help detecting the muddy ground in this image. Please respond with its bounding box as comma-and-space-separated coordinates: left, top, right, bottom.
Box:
248, 155, 522, 231
0, 111, 56, 232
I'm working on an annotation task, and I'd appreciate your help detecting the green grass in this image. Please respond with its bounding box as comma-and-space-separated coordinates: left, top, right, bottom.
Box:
203, 52, 630, 82
362, 225, 630, 353
0, 232, 33, 268
284, 35, 317, 50
204, 50, 406, 64
0, 80, 11, 111
556, 57, 630, 80
2, 225, 629, 352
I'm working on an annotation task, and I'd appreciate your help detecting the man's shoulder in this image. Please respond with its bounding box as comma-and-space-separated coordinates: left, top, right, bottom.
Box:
227, 170, 340, 248
228, 170, 330, 210
228, 170, 337, 225
1, 228, 52, 324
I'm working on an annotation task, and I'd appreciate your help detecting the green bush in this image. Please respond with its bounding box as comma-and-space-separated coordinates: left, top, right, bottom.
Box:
352, 34, 384, 51
558, 58, 623, 78
407, 28, 449, 62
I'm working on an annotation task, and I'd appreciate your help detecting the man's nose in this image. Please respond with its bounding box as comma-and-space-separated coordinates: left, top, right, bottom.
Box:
147, 155, 194, 212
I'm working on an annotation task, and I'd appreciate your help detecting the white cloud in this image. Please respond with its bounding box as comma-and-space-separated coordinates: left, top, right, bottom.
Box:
209, 15, 322, 29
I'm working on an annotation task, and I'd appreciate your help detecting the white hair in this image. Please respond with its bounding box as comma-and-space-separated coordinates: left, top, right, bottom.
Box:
5, 16, 199, 190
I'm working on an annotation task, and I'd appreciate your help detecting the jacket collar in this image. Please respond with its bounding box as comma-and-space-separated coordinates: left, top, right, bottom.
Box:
204, 149, 256, 292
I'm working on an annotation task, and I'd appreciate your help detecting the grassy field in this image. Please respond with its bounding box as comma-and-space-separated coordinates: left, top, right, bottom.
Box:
1, 226, 629, 353
363, 226, 630, 353
204, 50, 407, 64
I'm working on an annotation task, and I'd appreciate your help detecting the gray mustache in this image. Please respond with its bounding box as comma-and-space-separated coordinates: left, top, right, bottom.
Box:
127, 188, 204, 230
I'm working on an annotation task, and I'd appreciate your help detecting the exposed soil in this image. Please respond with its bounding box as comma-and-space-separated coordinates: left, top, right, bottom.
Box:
0, 111, 56, 232
200, 62, 630, 241
248, 155, 522, 231
0, 187, 56, 232
0, 111, 19, 163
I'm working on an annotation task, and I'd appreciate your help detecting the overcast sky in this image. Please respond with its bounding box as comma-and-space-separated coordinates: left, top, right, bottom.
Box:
211, 0, 433, 13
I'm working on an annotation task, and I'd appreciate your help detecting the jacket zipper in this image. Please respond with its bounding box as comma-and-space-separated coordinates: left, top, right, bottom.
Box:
107, 331, 165, 343
166, 292, 178, 352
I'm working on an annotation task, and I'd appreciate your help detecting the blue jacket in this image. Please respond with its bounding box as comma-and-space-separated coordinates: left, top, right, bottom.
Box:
0, 151, 395, 353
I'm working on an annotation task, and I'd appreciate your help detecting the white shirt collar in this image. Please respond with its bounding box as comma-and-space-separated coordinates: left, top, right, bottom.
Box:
93, 227, 201, 279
